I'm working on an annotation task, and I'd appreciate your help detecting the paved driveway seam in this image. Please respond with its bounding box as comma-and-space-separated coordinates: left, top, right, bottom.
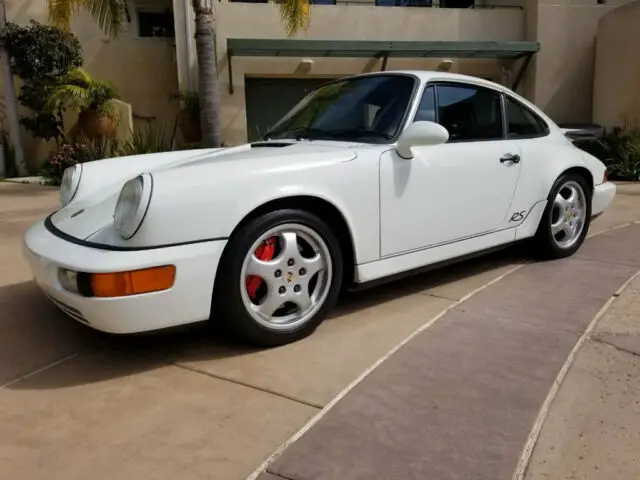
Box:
512, 268, 640, 480
592, 333, 640, 358
0, 353, 79, 390
173, 363, 324, 409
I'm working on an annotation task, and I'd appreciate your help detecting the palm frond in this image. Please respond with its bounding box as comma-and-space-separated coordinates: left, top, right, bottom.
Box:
66, 67, 93, 86
48, 0, 83, 30
80, 0, 128, 38
276, 0, 311, 37
47, 84, 92, 112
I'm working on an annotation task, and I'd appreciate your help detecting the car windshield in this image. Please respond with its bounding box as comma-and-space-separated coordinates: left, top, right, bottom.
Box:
264, 74, 416, 143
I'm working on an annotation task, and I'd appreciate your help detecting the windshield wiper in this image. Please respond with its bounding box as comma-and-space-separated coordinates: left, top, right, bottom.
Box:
293, 128, 335, 141
269, 127, 394, 142
327, 128, 394, 140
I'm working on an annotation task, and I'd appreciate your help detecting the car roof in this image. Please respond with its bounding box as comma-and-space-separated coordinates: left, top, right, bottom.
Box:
323, 69, 561, 133
344, 70, 509, 92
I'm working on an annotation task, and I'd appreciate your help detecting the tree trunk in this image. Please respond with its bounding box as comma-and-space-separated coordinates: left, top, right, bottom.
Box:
0, 0, 27, 177
192, 0, 221, 148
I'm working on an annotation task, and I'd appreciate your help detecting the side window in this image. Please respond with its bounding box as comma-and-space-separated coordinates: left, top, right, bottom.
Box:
436, 84, 503, 141
505, 96, 548, 138
413, 86, 436, 123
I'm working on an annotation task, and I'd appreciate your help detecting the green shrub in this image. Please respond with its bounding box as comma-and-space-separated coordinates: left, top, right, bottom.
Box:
121, 123, 171, 156
41, 136, 121, 184
46, 68, 120, 119
41, 144, 79, 185
169, 90, 199, 122
40, 123, 178, 184
74, 136, 123, 163
602, 125, 640, 181
0, 21, 83, 142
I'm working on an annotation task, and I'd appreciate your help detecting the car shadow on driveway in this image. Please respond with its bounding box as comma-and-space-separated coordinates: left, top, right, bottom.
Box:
1, 245, 528, 392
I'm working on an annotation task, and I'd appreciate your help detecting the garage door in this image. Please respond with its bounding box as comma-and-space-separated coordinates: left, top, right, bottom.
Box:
244, 77, 334, 142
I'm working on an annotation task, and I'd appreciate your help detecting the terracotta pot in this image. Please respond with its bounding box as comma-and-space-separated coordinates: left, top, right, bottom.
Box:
177, 108, 202, 144
77, 107, 118, 140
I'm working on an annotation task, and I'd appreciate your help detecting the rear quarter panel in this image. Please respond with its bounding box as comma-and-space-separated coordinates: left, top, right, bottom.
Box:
507, 132, 603, 239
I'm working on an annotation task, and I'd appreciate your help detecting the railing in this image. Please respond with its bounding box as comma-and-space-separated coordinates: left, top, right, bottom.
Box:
229, 0, 338, 3
229, 0, 522, 6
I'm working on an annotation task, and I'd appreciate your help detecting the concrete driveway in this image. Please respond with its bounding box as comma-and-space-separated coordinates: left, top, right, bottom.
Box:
1, 181, 639, 480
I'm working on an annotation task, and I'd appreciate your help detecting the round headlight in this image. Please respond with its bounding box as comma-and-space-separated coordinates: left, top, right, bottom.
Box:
59, 164, 82, 206
114, 174, 153, 239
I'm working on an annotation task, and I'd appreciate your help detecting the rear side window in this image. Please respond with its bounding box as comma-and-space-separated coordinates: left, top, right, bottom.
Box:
505, 96, 549, 138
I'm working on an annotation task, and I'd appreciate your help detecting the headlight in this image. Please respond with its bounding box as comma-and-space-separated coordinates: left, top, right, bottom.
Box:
113, 173, 153, 239
59, 164, 82, 206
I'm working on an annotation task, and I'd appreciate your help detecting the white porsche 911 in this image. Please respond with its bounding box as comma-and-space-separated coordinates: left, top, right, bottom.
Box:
23, 71, 616, 346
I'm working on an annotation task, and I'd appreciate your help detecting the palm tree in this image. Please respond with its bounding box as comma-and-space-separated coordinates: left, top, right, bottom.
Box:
277, 0, 311, 37
48, 0, 128, 39
192, 0, 221, 148
0, 0, 28, 177
194, 0, 310, 148
46, 0, 311, 148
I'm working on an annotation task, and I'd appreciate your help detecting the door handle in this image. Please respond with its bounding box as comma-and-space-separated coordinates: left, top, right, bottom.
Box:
499, 153, 521, 164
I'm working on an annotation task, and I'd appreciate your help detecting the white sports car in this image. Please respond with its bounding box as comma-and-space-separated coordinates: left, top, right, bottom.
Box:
23, 71, 616, 346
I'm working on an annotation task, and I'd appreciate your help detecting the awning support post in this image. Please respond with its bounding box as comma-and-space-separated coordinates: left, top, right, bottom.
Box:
227, 53, 234, 94
511, 53, 533, 92
380, 52, 389, 71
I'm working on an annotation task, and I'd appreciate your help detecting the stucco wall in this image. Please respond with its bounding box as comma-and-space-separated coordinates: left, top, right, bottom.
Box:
214, 2, 526, 145
592, 0, 640, 128
1, 0, 179, 170
527, 0, 635, 124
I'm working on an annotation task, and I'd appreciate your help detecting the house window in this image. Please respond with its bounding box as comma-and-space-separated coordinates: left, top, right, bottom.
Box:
137, 10, 175, 37
440, 0, 474, 7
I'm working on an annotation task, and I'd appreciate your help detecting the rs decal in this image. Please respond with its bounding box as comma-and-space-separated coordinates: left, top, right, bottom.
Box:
509, 211, 526, 223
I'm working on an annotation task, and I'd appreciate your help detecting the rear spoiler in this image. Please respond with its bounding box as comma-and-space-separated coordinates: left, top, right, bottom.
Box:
559, 125, 604, 139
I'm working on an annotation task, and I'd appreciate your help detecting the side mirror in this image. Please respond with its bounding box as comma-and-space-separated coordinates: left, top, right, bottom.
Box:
396, 121, 449, 159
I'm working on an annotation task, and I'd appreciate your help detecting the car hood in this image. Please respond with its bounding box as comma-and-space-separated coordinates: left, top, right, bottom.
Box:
50, 140, 363, 240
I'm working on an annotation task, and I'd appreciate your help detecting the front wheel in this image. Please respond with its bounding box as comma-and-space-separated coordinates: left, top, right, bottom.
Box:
213, 209, 343, 346
533, 173, 592, 259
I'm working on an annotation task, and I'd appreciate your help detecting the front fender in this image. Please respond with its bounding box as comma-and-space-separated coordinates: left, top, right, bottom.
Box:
70, 148, 226, 205
98, 153, 380, 263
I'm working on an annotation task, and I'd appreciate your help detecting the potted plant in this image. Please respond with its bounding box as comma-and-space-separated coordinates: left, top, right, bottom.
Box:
47, 67, 120, 140
170, 90, 201, 144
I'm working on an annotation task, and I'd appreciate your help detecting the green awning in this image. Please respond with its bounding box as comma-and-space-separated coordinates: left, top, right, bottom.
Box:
227, 38, 539, 60
225, 38, 539, 93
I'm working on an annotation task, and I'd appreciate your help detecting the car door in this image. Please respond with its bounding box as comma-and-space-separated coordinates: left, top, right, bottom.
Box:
379, 82, 523, 257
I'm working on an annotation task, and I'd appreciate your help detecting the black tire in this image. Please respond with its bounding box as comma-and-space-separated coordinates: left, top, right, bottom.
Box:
212, 209, 343, 346
533, 172, 592, 259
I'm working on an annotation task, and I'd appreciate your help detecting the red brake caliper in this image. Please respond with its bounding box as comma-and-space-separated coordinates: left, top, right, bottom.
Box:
246, 237, 276, 299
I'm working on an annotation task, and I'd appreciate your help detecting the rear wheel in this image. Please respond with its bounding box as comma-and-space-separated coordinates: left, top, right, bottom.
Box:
213, 209, 343, 346
533, 173, 591, 259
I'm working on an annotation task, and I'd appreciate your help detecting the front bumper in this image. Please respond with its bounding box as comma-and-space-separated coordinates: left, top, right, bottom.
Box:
592, 181, 616, 217
23, 220, 227, 334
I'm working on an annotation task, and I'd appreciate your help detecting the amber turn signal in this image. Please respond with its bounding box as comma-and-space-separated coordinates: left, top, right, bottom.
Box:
90, 265, 176, 298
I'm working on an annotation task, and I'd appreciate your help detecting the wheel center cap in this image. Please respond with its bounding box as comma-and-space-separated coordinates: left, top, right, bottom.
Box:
285, 271, 295, 283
